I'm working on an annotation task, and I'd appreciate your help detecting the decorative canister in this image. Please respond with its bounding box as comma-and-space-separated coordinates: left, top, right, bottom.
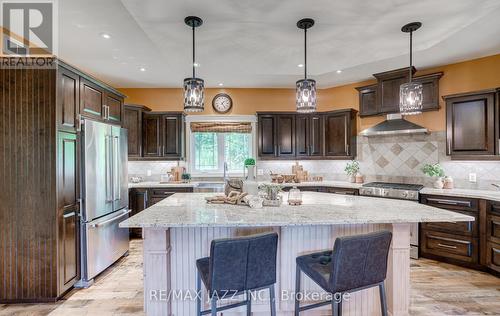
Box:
288, 186, 302, 206
443, 176, 454, 189
433, 177, 444, 189
355, 173, 364, 184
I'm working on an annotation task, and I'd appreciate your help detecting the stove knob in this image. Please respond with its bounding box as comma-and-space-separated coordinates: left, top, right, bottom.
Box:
402, 191, 408, 198
383, 190, 389, 196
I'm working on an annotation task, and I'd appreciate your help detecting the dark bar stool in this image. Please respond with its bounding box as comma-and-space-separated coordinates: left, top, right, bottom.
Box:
295, 231, 392, 316
196, 232, 278, 316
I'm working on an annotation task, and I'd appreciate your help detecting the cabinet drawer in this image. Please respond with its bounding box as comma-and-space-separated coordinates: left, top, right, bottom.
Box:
489, 202, 500, 216
325, 187, 359, 195
486, 241, 500, 273
421, 230, 478, 263
487, 213, 500, 244
420, 194, 478, 212
150, 187, 191, 197
421, 210, 478, 237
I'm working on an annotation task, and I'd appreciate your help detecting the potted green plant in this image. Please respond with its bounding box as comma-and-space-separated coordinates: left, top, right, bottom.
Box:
421, 163, 445, 189
344, 160, 360, 183
181, 173, 191, 183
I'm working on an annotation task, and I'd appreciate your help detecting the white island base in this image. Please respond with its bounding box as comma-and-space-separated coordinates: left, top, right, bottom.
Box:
143, 223, 411, 316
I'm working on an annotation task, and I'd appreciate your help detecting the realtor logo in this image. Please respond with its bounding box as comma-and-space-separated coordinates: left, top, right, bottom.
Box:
1, 1, 55, 56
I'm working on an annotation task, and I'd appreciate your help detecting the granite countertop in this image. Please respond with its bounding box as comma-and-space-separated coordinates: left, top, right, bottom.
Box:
119, 192, 473, 228
128, 181, 200, 189
420, 187, 500, 203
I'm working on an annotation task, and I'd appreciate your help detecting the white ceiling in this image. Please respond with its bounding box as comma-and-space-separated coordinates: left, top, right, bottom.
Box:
59, 0, 500, 88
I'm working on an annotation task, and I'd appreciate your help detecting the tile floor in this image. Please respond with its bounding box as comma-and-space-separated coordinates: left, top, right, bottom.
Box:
1, 239, 499, 315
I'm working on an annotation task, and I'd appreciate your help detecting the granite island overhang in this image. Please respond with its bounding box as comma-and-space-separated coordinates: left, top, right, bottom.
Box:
120, 192, 474, 316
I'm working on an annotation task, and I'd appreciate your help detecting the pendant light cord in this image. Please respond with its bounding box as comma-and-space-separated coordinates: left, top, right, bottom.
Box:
304, 27, 307, 79
409, 30, 413, 83
192, 25, 196, 78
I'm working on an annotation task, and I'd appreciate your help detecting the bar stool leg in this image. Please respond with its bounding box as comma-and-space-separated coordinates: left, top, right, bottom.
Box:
196, 273, 202, 316
295, 266, 301, 316
332, 299, 339, 316
211, 296, 217, 316
269, 284, 276, 316
379, 281, 388, 316
246, 290, 252, 316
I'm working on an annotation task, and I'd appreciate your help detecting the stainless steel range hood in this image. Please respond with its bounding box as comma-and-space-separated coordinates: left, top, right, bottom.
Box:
360, 114, 428, 136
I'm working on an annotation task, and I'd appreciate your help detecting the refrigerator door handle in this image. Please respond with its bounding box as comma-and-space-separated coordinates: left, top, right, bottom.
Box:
90, 209, 131, 228
113, 136, 120, 201
105, 135, 113, 202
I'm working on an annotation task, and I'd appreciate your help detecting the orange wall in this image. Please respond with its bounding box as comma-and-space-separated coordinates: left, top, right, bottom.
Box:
119, 53, 500, 132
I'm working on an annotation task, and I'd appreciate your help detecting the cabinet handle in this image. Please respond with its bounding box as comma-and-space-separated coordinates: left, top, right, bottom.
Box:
426, 198, 471, 207
428, 234, 469, 245
498, 139, 500, 155
437, 243, 457, 250
346, 144, 350, 155
447, 139, 451, 155
63, 211, 76, 219
76, 114, 83, 132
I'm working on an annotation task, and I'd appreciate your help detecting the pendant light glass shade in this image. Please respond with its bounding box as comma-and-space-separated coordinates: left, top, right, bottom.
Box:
296, 78, 317, 113
183, 77, 205, 112
399, 81, 423, 115
296, 18, 316, 113
399, 22, 423, 115
183, 16, 204, 113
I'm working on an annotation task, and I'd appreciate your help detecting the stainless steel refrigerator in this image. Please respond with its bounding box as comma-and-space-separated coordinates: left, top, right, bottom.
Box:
76, 119, 129, 287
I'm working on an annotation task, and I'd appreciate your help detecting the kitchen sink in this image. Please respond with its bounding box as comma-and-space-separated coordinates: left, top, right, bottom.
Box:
194, 182, 225, 193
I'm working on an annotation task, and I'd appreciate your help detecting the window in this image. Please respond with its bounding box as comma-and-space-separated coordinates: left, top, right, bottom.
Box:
191, 131, 253, 175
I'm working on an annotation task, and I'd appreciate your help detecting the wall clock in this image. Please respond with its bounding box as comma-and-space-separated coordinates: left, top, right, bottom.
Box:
212, 93, 233, 114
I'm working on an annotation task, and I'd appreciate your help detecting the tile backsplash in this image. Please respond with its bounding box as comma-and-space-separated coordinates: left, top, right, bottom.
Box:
128, 131, 500, 189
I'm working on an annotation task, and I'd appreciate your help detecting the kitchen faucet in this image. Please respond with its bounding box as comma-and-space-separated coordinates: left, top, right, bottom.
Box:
492, 183, 500, 190
223, 162, 229, 181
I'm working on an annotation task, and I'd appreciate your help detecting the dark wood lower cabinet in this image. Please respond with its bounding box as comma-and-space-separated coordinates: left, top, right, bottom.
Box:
281, 186, 359, 195
420, 194, 500, 275
128, 187, 194, 237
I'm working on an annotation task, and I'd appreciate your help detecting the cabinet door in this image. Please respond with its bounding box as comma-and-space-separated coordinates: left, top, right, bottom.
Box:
258, 115, 277, 158
446, 92, 495, 156
486, 241, 500, 273
414, 73, 442, 111
56, 132, 79, 293
143, 114, 162, 157
123, 106, 143, 158
295, 115, 309, 157
105, 92, 123, 124
129, 189, 147, 237
379, 75, 407, 113
57, 67, 79, 131
310, 115, 323, 156
277, 115, 295, 157
357, 85, 378, 116
324, 113, 349, 157
80, 78, 104, 121
163, 114, 183, 159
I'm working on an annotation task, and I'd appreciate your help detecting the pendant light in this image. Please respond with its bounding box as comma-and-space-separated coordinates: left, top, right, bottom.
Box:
296, 18, 317, 113
399, 22, 423, 115
183, 16, 205, 112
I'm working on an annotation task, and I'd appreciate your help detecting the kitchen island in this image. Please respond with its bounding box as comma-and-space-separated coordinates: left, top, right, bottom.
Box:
120, 192, 473, 316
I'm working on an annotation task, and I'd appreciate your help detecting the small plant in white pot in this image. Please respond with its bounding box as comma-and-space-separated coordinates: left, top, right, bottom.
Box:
344, 160, 360, 183
421, 163, 445, 189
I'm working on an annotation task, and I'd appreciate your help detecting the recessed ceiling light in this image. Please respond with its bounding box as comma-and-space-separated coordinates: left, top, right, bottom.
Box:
193, 62, 200, 67
336, 70, 342, 74
297, 64, 304, 68
218, 83, 224, 86
139, 67, 146, 72
100, 32, 111, 39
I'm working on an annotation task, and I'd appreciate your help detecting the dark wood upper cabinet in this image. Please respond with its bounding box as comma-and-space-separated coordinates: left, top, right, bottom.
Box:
79, 78, 124, 125
105, 92, 123, 124
324, 109, 357, 158
374, 68, 413, 114
358, 67, 442, 117
57, 67, 79, 131
296, 114, 323, 157
123, 104, 151, 159
142, 112, 185, 160
257, 110, 355, 160
277, 115, 295, 157
80, 78, 104, 120
445, 90, 497, 159
258, 114, 277, 158
163, 114, 184, 159
414, 72, 443, 111
143, 113, 163, 157
356, 84, 378, 116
